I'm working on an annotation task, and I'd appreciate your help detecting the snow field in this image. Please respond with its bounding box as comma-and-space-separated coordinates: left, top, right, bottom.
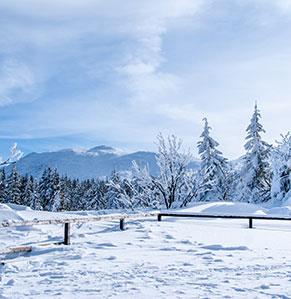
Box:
1, 204, 291, 298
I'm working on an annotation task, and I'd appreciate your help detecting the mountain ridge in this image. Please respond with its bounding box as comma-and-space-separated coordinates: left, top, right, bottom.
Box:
7, 145, 200, 179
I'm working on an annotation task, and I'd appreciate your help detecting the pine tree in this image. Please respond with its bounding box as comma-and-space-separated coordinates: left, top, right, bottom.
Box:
0, 168, 7, 203
6, 166, 21, 204
96, 179, 109, 210
238, 104, 271, 202
29, 177, 42, 210
19, 174, 29, 206
271, 133, 291, 203
38, 168, 60, 211
197, 118, 228, 201
22, 175, 39, 208
57, 176, 72, 211
70, 178, 82, 210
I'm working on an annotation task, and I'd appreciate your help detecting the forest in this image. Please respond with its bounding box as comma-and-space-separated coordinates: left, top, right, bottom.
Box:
0, 105, 290, 211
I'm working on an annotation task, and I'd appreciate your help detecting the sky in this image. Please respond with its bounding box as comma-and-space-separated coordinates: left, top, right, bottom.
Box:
0, 0, 290, 159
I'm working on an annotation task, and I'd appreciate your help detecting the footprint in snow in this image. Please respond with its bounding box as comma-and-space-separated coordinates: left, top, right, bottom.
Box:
182, 262, 193, 267
164, 234, 175, 240
201, 244, 249, 251
5, 279, 15, 286
179, 240, 192, 245
160, 247, 179, 251
95, 243, 117, 248
258, 284, 270, 290
105, 256, 116, 260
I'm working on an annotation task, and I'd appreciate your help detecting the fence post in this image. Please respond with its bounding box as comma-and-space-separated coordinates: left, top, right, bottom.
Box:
64, 223, 71, 245
120, 218, 125, 231
249, 218, 253, 229
158, 214, 162, 222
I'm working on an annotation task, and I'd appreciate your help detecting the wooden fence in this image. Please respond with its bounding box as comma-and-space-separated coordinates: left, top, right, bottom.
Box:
158, 212, 291, 229
1, 211, 291, 258
0, 212, 158, 257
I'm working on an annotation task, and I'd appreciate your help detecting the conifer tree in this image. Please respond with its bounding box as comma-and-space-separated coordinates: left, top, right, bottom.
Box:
238, 104, 271, 202
197, 118, 228, 201
271, 133, 291, 203
38, 168, 60, 211
0, 168, 7, 203
6, 166, 22, 204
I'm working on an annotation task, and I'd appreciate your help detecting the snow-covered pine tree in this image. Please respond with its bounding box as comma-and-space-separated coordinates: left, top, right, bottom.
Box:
79, 179, 96, 210
106, 171, 122, 209
0, 168, 7, 203
19, 175, 29, 206
197, 118, 228, 201
87, 179, 108, 210
70, 178, 83, 210
52, 176, 73, 211
28, 176, 42, 210
238, 104, 271, 202
38, 168, 60, 211
96, 179, 109, 210
58, 176, 72, 211
6, 166, 22, 204
271, 133, 291, 203
22, 175, 38, 208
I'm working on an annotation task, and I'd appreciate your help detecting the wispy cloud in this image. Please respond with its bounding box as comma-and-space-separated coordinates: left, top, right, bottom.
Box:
0, 60, 37, 106
0, 0, 290, 158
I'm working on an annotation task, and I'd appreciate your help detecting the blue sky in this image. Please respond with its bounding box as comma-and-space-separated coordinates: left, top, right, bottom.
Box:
0, 0, 290, 159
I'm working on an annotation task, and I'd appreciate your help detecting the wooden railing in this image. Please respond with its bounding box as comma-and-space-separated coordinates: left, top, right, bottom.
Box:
0, 212, 158, 256
1, 211, 291, 257
157, 212, 291, 229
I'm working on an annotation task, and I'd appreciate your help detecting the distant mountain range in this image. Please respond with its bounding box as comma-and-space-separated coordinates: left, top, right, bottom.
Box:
7, 145, 201, 179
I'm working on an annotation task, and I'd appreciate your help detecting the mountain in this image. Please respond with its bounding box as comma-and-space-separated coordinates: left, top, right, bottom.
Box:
7, 145, 200, 179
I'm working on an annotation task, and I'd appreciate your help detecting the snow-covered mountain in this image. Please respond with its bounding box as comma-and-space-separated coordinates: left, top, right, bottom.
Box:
7, 145, 200, 179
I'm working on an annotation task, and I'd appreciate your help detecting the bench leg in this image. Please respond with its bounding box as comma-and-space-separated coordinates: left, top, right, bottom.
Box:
64, 223, 71, 245
157, 214, 162, 222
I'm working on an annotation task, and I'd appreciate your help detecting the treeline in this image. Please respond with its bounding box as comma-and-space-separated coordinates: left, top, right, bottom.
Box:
0, 104, 290, 211
0, 167, 110, 211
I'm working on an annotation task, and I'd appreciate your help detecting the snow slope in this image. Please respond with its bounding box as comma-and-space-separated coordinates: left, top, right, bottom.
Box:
1, 202, 291, 298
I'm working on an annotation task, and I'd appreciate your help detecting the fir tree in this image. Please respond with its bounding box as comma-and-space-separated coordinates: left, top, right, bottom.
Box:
19, 175, 29, 206
0, 168, 7, 203
271, 133, 291, 203
6, 166, 22, 204
197, 118, 228, 201
38, 168, 60, 211
238, 104, 271, 202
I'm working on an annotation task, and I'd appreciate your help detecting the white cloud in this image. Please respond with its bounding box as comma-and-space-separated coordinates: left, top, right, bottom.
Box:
0, 0, 290, 158
0, 60, 37, 106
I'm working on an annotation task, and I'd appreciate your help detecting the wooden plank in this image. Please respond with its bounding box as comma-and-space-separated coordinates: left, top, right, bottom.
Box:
158, 212, 291, 221
0, 211, 159, 228
0, 245, 32, 255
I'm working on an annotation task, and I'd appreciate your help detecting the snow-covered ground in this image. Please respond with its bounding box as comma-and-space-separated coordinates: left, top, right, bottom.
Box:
1, 202, 291, 298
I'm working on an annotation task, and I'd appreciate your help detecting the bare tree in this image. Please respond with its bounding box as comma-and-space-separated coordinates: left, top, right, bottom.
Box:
133, 134, 197, 209
0, 143, 23, 167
